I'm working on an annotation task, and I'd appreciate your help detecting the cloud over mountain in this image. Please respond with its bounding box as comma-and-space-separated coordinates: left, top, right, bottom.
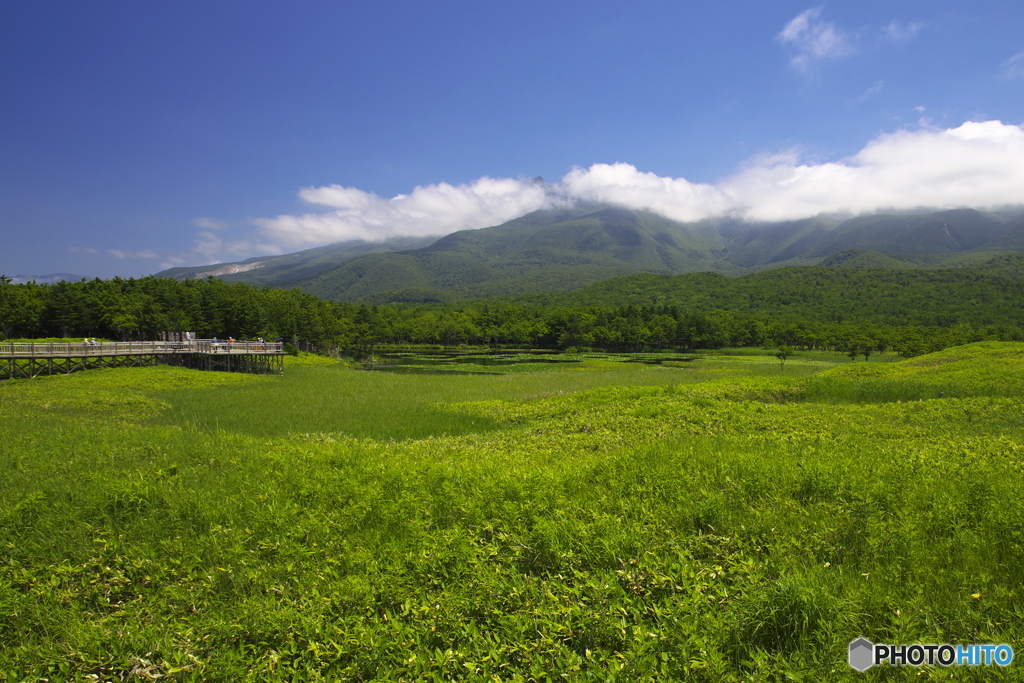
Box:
171, 120, 1024, 267
559, 163, 730, 223
561, 121, 1024, 223
253, 177, 553, 249
721, 120, 1024, 220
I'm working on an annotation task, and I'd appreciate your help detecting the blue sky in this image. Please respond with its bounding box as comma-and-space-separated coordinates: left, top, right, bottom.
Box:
2, 1, 1023, 279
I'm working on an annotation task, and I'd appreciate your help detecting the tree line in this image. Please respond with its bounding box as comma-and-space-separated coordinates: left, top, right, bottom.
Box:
0, 276, 343, 350
549, 266, 1024, 328
3, 275, 1021, 359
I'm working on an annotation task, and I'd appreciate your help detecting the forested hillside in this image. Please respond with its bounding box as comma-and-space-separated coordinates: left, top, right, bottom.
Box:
531, 264, 1024, 327
156, 205, 1024, 303
4, 265, 1024, 360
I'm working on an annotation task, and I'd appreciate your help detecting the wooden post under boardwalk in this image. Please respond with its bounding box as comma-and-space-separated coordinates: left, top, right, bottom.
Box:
0, 339, 285, 380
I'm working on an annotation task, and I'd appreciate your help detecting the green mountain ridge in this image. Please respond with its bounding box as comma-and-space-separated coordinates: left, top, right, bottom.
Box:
156, 235, 438, 285
245, 205, 740, 302
816, 249, 914, 269
805, 209, 1011, 257
156, 205, 1024, 302
715, 216, 841, 266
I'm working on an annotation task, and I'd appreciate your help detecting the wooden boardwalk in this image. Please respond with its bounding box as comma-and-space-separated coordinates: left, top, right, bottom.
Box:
0, 340, 286, 379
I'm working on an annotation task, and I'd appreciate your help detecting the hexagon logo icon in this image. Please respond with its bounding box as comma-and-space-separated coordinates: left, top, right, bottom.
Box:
849, 638, 875, 671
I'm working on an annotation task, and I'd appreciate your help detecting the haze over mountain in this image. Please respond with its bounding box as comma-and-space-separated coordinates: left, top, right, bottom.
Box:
6, 273, 85, 285
157, 204, 1024, 302
156, 236, 436, 284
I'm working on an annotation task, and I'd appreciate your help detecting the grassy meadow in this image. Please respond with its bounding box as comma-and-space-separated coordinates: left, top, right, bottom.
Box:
2, 344, 1024, 680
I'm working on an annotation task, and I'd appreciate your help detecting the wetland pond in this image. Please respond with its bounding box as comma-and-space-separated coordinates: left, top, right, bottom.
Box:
365, 349, 699, 375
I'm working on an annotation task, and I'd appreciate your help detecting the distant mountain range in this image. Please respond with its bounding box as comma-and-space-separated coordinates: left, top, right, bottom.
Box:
155, 235, 437, 283
156, 205, 1024, 302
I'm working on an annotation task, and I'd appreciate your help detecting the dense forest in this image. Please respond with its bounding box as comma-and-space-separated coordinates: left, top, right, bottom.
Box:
514, 260, 1024, 326
0, 276, 345, 350
2, 273, 1022, 359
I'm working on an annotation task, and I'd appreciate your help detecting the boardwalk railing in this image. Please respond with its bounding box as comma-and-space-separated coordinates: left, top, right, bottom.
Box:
1, 340, 286, 379
0, 340, 284, 358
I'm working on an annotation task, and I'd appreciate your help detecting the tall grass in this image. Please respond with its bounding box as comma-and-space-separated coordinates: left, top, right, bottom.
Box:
153, 356, 822, 441
1, 346, 1022, 680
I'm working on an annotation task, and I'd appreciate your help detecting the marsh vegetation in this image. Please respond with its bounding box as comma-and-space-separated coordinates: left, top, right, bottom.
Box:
2, 344, 1023, 680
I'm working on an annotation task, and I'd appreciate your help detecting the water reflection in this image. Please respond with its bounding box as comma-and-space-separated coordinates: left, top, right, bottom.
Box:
365, 350, 696, 375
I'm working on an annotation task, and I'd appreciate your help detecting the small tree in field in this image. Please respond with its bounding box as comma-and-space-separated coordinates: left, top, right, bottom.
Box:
846, 336, 870, 361
776, 345, 793, 370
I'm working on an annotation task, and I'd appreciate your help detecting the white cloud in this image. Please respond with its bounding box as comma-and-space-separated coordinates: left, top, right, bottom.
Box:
192, 217, 230, 231
157, 231, 285, 270
857, 80, 884, 102
552, 121, 1024, 223
109, 249, 158, 260
171, 120, 1024, 267
253, 176, 553, 248
777, 7, 853, 73
883, 20, 924, 44
721, 121, 1024, 220
1002, 51, 1024, 79
560, 163, 730, 222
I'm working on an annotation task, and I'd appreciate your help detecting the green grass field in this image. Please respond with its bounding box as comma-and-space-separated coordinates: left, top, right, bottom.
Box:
2, 344, 1023, 681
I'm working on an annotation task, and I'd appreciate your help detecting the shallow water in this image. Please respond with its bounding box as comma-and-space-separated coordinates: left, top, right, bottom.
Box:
367, 350, 697, 374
